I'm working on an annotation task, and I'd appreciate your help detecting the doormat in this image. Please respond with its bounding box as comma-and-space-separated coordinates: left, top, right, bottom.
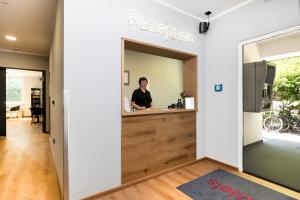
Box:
177, 169, 296, 200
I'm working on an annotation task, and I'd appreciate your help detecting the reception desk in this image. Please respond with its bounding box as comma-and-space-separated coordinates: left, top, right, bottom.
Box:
123, 108, 197, 116
121, 39, 198, 183
122, 109, 196, 183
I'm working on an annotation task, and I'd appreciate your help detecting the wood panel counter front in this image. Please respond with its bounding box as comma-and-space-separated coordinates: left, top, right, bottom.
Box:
122, 108, 197, 117
122, 111, 196, 183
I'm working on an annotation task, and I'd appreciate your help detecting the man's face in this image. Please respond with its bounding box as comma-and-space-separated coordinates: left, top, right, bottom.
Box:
140, 80, 148, 89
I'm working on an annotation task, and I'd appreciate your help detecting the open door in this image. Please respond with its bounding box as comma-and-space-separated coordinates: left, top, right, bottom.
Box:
0, 68, 6, 137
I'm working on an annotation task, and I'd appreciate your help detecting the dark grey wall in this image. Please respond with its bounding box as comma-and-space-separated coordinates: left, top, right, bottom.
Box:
0, 68, 6, 137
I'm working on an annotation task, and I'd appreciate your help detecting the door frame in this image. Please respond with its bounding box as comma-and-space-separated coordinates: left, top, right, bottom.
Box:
237, 24, 300, 171
0, 67, 6, 137
3, 67, 48, 133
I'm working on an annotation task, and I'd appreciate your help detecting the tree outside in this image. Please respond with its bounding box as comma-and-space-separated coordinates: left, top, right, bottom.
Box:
270, 56, 300, 104
6, 78, 22, 102
264, 56, 300, 133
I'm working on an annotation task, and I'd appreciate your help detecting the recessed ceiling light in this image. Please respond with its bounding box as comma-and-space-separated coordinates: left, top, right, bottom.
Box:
5, 35, 17, 41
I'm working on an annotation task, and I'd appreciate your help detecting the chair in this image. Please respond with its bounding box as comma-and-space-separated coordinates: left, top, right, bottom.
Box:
9, 105, 20, 118
30, 107, 42, 124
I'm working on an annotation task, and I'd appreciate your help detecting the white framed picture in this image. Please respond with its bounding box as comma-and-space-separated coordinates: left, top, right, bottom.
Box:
124, 70, 129, 85
185, 97, 194, 109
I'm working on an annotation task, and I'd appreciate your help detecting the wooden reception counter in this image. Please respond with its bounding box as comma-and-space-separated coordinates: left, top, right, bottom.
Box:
121, 109, 196, 183
121, 38, 198, 183
123, 108, 197, 116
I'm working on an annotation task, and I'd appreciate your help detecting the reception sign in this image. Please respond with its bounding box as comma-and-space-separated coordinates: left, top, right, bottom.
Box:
128, 9, 195, 44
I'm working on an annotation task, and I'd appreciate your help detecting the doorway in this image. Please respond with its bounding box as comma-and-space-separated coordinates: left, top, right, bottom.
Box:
0, 67, 61, 199
240, 27, 300, 191
0, 67, 47, 137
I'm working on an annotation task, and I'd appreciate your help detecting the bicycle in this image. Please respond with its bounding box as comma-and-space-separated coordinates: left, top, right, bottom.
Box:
263, 111, 283, 132
263, 102, 300, 133
288, 109, 300, 133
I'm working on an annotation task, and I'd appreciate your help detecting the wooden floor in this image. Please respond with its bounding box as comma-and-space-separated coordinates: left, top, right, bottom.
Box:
92, 159, 300, 200
0, 119, 61, 200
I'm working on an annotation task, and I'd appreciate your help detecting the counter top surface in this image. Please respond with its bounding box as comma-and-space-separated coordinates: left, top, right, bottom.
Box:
122, 108, 197, 117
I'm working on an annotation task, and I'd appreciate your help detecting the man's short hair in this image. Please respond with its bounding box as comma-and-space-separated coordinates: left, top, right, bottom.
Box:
139, 77, 148, 85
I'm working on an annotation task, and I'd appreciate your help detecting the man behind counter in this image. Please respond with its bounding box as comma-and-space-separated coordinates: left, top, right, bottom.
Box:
131, 77, 152, 110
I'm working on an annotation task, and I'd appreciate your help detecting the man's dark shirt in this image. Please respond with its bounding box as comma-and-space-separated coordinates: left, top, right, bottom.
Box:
131, 88, 152, 108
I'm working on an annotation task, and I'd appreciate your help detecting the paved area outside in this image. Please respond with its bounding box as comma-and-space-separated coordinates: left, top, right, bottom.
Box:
263, 130, 300, 143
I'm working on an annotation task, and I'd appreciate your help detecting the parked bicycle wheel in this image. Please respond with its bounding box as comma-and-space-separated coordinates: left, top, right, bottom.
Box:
294, 120, 300, 133
281, 116, 290, 132
263, 116, 283, 132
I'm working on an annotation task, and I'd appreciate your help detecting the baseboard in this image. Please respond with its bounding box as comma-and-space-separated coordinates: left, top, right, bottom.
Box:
83, 158, 204, 200
204, 157, 239, 171
48, 138, 63, 200
83, 157, 239, 200
243, 140, 263, 148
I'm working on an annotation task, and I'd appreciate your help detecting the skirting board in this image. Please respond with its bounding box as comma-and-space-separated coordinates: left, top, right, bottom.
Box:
82, 157, 238, 200
48, 138, 63, 200
243, 139, 263, 148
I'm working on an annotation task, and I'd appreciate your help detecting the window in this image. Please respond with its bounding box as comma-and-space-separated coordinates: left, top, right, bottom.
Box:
6, 78, 22, 103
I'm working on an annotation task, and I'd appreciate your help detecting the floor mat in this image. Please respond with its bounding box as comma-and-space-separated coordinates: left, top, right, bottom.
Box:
177, 169, 295, 200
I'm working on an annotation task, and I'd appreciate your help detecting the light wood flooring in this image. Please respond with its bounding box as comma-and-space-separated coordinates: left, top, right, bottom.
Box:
91, 159, 300, 200
0, 119, 61, 200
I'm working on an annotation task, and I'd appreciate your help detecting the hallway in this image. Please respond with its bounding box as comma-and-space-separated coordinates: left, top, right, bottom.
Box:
0, 119, 60, 200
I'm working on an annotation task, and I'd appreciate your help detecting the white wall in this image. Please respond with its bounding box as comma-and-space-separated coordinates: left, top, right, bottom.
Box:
0, 51, 48, 71
204, 0, 300, 167
243, 113, 263, 146
49, 0, 64, 195
243, 43, 261, 63
243, 43, 263, 146
64, 0, 205, 198
124, 50, 183, 108
0, 51, 50, 131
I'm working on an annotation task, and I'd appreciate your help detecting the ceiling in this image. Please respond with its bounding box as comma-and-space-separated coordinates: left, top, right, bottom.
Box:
6, 69, 42, 77
244, 30, 300, 62
257, 31, 300, 60
256, 30, 300, 46
154, 0, 253, 20
0, 0, 259, 56
0, 0, 58, 56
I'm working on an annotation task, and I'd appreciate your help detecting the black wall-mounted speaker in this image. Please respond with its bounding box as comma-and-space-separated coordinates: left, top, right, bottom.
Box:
199, 22, 210, 33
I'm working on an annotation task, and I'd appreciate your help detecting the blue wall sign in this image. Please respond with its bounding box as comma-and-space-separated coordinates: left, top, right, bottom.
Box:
214, 84, 223, 92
